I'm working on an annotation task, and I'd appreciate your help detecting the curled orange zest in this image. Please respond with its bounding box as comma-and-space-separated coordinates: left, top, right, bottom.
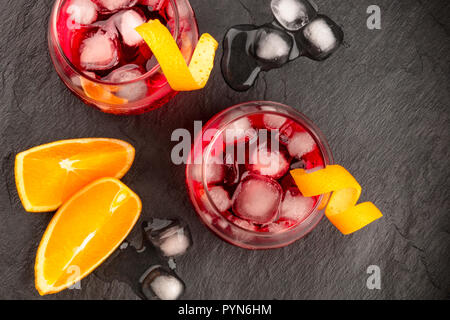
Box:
135, 20, 218, 91
290, 165, 383, 235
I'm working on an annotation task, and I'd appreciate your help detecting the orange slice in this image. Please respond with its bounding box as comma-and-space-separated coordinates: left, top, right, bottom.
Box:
135, 20, 218, 91
35, 178, 142, 295
15, 138, 135, 212
80, 78, 128, 105
291, 165, 382, 235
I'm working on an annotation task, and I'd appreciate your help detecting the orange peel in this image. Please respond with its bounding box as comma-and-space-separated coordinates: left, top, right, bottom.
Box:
135, 19, 218, 91
80, 78, 128, 105
290, 165, 382, 235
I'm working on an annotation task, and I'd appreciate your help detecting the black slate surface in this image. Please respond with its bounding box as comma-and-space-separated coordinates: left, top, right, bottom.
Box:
1, 0, 449, 300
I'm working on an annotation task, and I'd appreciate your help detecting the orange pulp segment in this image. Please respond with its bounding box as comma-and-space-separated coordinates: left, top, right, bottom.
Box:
15, 138, 135, 212
35, 178, 142, 295
135, 20, 218, 91
290, 165, 382, 235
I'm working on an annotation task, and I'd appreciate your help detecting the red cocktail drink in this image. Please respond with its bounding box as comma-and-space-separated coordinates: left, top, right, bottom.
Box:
49, 0, 198, 114
186, 101, 333, 249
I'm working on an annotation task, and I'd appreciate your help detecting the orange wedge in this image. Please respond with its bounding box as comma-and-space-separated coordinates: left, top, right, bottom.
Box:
135, 20, 218, 91
35, 178, 142, 295
15, 138, 135, 212
291, 165, 382, 235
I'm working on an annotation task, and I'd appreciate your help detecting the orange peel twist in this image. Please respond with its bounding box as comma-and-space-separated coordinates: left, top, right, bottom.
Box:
290, 165, 383, 235
135, 19, 218, 91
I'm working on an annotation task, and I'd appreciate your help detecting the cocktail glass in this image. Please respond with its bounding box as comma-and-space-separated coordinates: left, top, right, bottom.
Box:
186, 101, 333, 249
48, 0, 199, 114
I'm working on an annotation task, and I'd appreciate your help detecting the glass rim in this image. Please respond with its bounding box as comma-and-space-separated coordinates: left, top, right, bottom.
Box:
49, 0, 181, 86
201, 100, 334, 237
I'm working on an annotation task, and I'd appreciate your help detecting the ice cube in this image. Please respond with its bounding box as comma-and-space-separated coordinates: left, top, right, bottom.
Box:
103, 64, 148, 100
66, 0, 98, 25
147, 220, 192, 257
253, 27, 293, 68
191, 154, 225, 184
223, 117, 254, 143
158, 230, 190, 257
141, 267, 185, 300
113, 8, 146, 47
287, 131, 316, 159
78, 26, 120, 71
297, 14, 344, 61
247, 143, 289, 179
139, 0, 166, 10
92, 0, 137, 13
206, 186, 232, 213
280, 188, 315, 221
271, 0, 317, 31
263, 113, 286, 130
232, 174, 282, 224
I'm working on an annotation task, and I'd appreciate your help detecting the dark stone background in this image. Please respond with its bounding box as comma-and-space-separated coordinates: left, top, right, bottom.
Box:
0, 0, 449, 299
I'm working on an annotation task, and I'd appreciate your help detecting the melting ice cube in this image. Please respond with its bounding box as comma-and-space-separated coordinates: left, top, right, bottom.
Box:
112, 8, 146, 47
253, 27, 293, 68
66, 0, 98, 25
296, 14, 344, 61
103, 64, 148, 100
232, 174, 282, 224
270, 0, 317, 31
78, 26, 120, 71
145, 219, 192, 258
141, 267, 185, 300
287, 131, 316, 159
247, 143, 290, 179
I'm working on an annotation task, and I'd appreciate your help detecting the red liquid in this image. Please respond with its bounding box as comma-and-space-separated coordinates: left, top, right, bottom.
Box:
193, 112, 325, 234
56, 0, 178, 81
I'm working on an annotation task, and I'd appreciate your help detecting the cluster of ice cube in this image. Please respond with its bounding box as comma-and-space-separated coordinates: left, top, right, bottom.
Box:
195, 116, 318, 231
255, 0, 343, 62
140, 218, 192, 300
62, 0, 175, 88
222, 0, 343, 91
